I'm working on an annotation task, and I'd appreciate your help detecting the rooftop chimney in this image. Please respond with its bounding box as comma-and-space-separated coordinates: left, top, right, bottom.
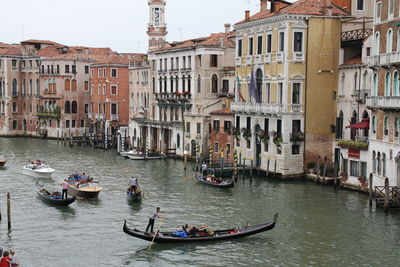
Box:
245, 10, 250, 21
224, 23, 231, 33
260, 0, 267, 11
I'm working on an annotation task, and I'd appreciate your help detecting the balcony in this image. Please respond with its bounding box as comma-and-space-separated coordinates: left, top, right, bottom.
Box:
341, 28, 372, 42
180, 67, 192, 71
293, 52, 304, 62
254, 55, 263, 64
369, 52, 400, 67
245, 56, 252, 65
290, 104, 303, 113
351, 89, 369, 103
231, 102, 286, 114
337, 139, 368, 151
366, 96, 400, 110
110, 114, 119, 121
95, 113, 106, 120
276, 52, 284, 62
264, 54, 271, 64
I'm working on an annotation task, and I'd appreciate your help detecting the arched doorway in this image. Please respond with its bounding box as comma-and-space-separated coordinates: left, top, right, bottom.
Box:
191, 140, 196, 157
255, 124, 262, 168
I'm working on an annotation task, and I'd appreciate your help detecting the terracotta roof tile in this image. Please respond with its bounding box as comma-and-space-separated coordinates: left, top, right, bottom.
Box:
210, 108, 233, 115
236, 0, 349, 25
342, 56, 362, 66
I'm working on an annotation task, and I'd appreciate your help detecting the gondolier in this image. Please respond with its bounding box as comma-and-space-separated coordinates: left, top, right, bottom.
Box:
146, 207, 165, 234
61, 179, 69, 199
128, 177, 139, 193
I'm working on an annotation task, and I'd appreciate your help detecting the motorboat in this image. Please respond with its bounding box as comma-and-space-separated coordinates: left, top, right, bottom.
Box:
22, 161, 55, 178
67, 174, 102, 198
128, 152, 166, 160
120, 150, 137, 158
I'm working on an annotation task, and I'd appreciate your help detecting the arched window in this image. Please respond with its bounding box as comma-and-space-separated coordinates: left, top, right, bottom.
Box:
340, 73, 345, 95
65, 101, 71, 114
12, 79, 18, 96
382, 153, 386, 177
354, 72, 358, 93
65, 79, 71, 91
384, 116, 389, 136
385, 72, 391, 96
177, 134, 180, 148
22, 79, 26, 96
394, 71, 400, 96
374, 32, 380, 56
152, 77, 155, 93
395, 117, 399, 137
197, 74, 201, 93
377, 152, 381, 175
362, 71, 368, 93
36, 79, 40, 96
52, 79, 56, 92
71, 101, 77, 114
373, 73, 378, 96
29, 79, 33, 96
372, 151, 376, 173
387, 28, 393, 53
71, 79, 77, 91
372, 115, 376, 134
256, 69, 263, 103
211, 74, 218, 93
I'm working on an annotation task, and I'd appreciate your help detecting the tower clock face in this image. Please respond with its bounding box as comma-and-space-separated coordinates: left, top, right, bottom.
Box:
154, 9, 160, 23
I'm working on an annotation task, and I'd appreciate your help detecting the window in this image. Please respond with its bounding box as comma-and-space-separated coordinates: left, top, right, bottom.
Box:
376, 2, 381, 23
394, 72, 399, 96
103, 68, 107, 77
177, 134, 181, 148
12, 102, 17, 113
388, 0, 394, 18
236, 116, 240, 128
213, 120, 220, 132
382, 153, 386, 177
384, 117, 389, 136
377, 153, 381, 175
372, 116, 376, 134
292, 120, 301, 133
214, 142, 219, 153
12, 60, 17, 69
292, 83, 301, 104
224, 121, 232, 134
265, 83, 270, 103
246, 117, 251, 130
85, 66, 89, 74
226, 144, 231, 156
395, 118, 399, 137
264, 118, 269, 133
66, 120, 70, 128
84, 81, 89, 91
211, 74, 218, 93
356, 0, 364, 10
12, 79, 18, 96
342, 159, 348, 176
211, 55, 218, 67
385, 72, 391, 96
373, 73, 378, 96
85, 104, 89, 114
71, 101, 77, 114
197, 123, 201, 134
350, 161, 360, 177
292, 145, 300, 155
72, 120, 76, 128
186, 122, 190, 133
65, 79, 70, 91
71, 79, 77, 91
257, 36, 263, 55
111, 68, 118, 78
65, 65, 70, 73
249, 37, 253, 55
111, 85, 117, 95
293, 32, 303, 52
98, 68, 102, 78
12, 120, 17, 130
278, 83, 283, 104
266, 34, 272, 53
72, 65, 76, 74
81, 120, 85, 127
372, 151, 377, 173
387, 29, 393, 53
65, 101, 71, 114
111, 103, 117, 115
91, 69, 94, 78
374, 32, 380, 56
279, 32, 285, 52
238, 39, 242, 57
197, 75, 201, 93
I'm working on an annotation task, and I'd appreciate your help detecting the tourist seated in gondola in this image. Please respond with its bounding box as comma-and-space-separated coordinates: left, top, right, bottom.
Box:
128, 177, 139, 193
173, 227, 188, 238
189, 226, 198, 237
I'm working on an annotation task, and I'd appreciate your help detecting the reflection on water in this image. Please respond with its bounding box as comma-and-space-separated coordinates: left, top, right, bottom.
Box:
0, 138, 400, 266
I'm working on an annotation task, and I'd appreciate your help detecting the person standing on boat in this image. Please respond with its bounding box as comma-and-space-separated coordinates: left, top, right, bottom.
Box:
146, 207, 165, 234
128, 177, 139, 193
201, 162, 208, 176
61, 179, 69, 199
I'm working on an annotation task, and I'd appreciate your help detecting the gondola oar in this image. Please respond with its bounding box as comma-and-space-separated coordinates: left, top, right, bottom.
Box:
148, 222, 163, 250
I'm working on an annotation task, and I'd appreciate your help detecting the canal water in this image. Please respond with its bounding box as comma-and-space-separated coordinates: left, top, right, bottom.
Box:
0, 138, 399, 267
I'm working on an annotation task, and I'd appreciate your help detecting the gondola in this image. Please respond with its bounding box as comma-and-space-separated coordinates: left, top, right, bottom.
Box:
123, 213, 278, 243
36, 182, 76, 206
194, 172, 234, 188
127, 189, 143, 201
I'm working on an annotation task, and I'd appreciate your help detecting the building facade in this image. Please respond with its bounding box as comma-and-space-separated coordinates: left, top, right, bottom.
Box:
232, 0, 348, 177
209, 108, 235, 163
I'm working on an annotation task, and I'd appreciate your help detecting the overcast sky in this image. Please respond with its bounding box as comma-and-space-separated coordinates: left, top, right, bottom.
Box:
0, 0, 294, 53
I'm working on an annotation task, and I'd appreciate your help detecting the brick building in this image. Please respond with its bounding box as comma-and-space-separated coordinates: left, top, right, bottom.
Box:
209, 108, 235, 163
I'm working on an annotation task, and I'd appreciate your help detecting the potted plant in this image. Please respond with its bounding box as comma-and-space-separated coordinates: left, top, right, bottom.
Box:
241, 127, 252, 141
257, 129, 270, 143
358, 176, 367, 187
231, 127, 241, 141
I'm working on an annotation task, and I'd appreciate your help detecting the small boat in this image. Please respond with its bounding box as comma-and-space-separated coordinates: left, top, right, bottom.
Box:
68, 181, 103, 199
194, 172, 234, 188
36, 182, 76, 206
126, 189, 143, 201
128, 152, 166, 160
123, 213, 278, 243
0, 155, 7, 167
23, 161, 55, 179
120, 150, 137, 158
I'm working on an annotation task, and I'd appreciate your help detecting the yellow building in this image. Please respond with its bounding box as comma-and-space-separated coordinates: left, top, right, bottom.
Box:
231, 0, 348, 177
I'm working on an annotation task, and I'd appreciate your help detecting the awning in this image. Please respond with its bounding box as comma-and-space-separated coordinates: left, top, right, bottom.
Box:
395, 22, 400, 26
346, 118, 370, 129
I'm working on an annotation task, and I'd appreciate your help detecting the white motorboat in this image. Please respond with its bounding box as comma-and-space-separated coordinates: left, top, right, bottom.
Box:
120, 150, 137, 158
128, 152, 166, 160
22, 163, 55, 178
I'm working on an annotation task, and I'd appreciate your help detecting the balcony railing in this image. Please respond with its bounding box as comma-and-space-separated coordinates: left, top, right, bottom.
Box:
341, 28, 372, 42
254, 55, 263, 64
337, 139, 368, 150
110, 114, 119, 121
235, 57, 241, 66
264, 54, 271, 64
293, 52, 304, 62
232, 102, 290, 114
366, 96, 400, 110
369, 52, 400, 67
276, 52, 284, 62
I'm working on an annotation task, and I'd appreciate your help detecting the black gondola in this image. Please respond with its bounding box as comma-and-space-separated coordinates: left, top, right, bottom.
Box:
194, 172, 234, 188
123, 213, 278, 243
127, 189, 143, 201
36, 182, 76, 206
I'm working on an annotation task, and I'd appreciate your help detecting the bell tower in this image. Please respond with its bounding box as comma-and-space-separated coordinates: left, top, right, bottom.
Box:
147, 0, 168, 51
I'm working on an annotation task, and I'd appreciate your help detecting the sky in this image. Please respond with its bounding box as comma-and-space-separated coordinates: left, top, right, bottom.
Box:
0, 0, 293, 53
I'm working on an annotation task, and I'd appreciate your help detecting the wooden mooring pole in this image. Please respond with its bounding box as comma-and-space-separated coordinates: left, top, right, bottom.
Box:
384, 177, 389, 213
369, 173, 373, 206
7, 192, 11, 230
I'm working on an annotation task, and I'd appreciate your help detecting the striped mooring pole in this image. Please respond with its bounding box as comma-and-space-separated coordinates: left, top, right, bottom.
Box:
233, 150, 238, 182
